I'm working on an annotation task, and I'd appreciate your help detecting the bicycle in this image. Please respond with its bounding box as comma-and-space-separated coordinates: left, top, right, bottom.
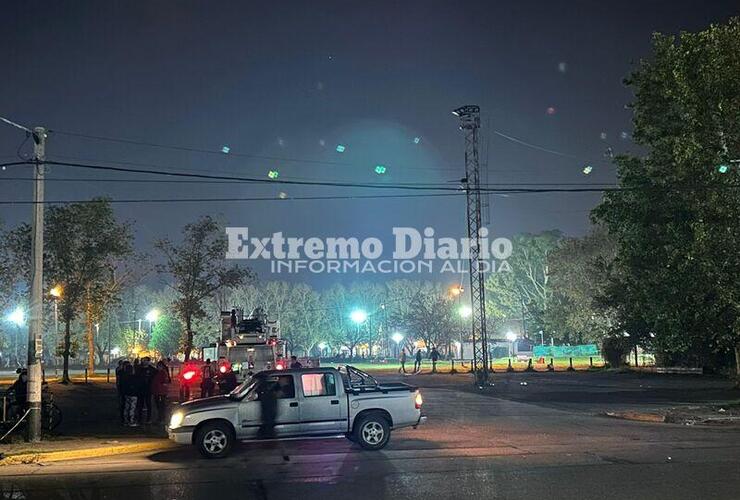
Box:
1, 383, 63, 441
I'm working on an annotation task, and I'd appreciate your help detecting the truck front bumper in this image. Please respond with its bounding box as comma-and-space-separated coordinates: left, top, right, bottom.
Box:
167, 425, 195, 445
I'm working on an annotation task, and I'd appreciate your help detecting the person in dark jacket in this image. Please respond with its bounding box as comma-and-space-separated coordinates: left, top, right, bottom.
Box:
136, 357, 157, 424
414, 349, 423, 373
10, 369, 28, 410
151, 361, 170, 425
289, 355, 302, 369
258, 377, 290, 461
398, 349, 407, 374
216, 367, 238, 395
430, 347, 440, 373
115, 360, 125, 424
201, 359, 215, 398
120, 362, 139, 426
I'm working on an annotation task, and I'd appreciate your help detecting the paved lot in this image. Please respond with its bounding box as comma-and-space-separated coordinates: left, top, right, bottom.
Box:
1, 371, 739, 499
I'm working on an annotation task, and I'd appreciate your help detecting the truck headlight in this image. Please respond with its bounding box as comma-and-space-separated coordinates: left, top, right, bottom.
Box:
169, 412, 184, 429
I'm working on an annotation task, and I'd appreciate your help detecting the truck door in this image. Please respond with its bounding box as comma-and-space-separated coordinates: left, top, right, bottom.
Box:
237, 375, 301, 438
298, 372, 345, 435
273, 374, 301, 436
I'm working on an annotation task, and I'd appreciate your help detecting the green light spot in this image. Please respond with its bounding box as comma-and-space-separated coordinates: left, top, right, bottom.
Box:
374, 165, 387, 174
268, 170, 279, 179
718, 164, 729, 174
336, 144, 346, 153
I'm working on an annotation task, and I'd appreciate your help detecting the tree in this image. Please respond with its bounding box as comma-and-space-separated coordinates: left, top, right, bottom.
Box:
593, 19, 740, 378
485, 231, 562, 337
322, 284, 375, 357
8, 199, 132, 383
391, 283, 456, 354
150, 315, 183, 357
545, 226, 617, 344
285, 283, 325, 356
156, 216, 252, 360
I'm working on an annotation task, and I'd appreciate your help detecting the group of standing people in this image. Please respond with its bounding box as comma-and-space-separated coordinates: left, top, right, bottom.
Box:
398, 347, 441, 374
116, 357, 171, 427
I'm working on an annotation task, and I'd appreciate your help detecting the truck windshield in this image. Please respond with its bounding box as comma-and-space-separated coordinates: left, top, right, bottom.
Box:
229, 377, 259, 400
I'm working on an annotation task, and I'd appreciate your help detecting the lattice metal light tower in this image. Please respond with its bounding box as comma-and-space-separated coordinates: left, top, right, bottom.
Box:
452, 105, 489, 384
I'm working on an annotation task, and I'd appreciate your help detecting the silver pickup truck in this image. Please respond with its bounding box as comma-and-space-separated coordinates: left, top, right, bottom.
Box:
168, 365, 426, 458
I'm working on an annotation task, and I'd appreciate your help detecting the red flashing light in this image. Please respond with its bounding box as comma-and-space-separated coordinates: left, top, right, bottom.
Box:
182, 370, 196, 381
276, 363, 284, 370
219, 365, 227, 374
415, 392, 423, 409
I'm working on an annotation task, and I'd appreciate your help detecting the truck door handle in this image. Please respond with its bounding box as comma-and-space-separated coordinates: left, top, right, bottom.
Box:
330, 400, 339, 405
289, 402, 298, 407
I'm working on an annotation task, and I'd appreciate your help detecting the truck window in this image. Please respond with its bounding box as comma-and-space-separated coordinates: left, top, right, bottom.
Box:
301, 373, 336, 397
257, 375, 295, 399
275, 375, 295, 399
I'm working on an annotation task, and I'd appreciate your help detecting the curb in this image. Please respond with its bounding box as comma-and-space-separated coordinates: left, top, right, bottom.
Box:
0, 440, 176, 466
604, 411, 666, 423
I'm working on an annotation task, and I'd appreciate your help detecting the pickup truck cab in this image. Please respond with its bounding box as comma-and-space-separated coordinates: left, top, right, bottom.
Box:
168, 365, 426, 458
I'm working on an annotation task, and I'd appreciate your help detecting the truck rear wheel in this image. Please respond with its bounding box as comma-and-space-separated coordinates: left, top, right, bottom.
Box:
196, 421, 234, 458
354, 413, 390, 450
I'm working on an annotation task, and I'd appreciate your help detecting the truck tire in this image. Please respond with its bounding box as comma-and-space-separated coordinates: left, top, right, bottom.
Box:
354, 412, 391, 450
196, 421, 234, 459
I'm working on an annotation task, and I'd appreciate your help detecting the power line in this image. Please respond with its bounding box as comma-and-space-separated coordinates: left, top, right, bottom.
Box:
28, 160, 467, 191
0, 116, 32, 134
0, 192, 466, 205
52, 128, 610, 173
0, 176, 622, 187
3, 160, 737, 196
52, 129, 356, 167
492, 129, 611, 166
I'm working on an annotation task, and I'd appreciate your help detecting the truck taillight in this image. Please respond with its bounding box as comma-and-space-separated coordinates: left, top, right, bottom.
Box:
276, 363, 284, 370
415, 392, 423, 409
182, 370, 196, 381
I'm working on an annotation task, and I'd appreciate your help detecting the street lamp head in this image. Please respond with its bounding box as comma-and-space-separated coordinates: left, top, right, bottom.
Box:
49, 285, 63, 298
458, 305, 472, 318
505, 331, 517, 342
391, 332, 404, 344
349, 309, 368, 324
448, 285, 463, 297
7, 307, 24, 326
145, 309, 160, 323
318, 342, 328, 350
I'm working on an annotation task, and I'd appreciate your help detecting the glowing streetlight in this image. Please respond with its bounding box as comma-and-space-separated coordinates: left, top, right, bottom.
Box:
49, 285, 62, 298
318, 342, 328, 350
7, 307, 24, 326
458, 305, 472, 318
448, 285, 463, 297
505, 331, 517, 342
391, 332, 404, 344
349, 309, 368, 324
145, 309, 160, 323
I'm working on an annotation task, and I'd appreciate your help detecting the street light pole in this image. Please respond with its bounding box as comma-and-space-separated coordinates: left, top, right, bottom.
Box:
27, 126, 47, 442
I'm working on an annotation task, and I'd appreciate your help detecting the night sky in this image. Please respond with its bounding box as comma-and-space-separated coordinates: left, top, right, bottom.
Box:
1, 1, 737, 285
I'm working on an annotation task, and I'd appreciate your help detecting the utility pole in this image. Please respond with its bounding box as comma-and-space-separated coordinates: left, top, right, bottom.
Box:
452, 105, 490, 385
27, 126, 47, 442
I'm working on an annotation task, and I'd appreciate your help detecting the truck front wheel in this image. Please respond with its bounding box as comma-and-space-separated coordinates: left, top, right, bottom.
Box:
196, 421, 234, 458
354, 413, 390, 450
